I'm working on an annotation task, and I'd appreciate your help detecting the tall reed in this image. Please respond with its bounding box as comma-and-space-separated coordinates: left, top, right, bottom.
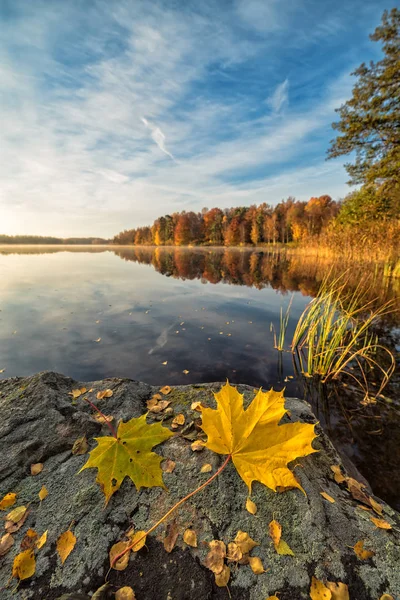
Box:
270, 295, 293, 351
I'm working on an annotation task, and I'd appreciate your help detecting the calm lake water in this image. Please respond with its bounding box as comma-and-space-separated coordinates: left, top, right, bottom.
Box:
1, 246, 399, 507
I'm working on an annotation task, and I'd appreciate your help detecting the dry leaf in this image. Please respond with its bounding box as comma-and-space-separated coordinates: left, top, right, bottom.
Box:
191, 402, 203, 412
36, 530, 48, 549
163, 521, 179, 553
204, 540, 226, 574
183, 529, 198, 548
353, 540, 375, 560
151, 393, 163, 401
326, 581, 349, 600
379, 595, 394, 600
70, 389, 83, 399
369, 496, 383, 515
266, 596, 280, 600
31, 463, 43, 476
57, 529, 77, 564
310, 576, 332, 600
171, 414, 185, 429
330, 465, 346, 484
268, 520, 281, 547
191, 440, 205, 451
201, 383, 317, 494
116, 587, 136, 600
110, 541, 130, 570
215, 564, 230, 587
234, 531, 259, 555
20, 529, 38, 550
200, 463, 212, 473
162, 361, 168, 366
0, 492, 17, 510
182, 370, 189, 374
245, 497, 257, 515
275, 539, 294, 556
93, 413, 114, 424
72, 436, 89, 455
147, 400, 171, 413
320, 491, 335, 503
248, 556, 265, 574
128, 530, 147, 552
95, 338, 102, 343
12, 549, 36, 581
39, 485, 48, 501
160, 385, 171, 395
370, 516, 392, 530
6, 505, 27, 523
162, 459, 176, 473
0, 533, 14, 556
96, 389, 113, 400
227, 541, 242, 562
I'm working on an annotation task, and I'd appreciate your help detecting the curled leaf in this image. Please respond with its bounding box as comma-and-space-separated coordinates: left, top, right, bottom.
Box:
160, 386, 172, 395
171, 414, 185, 429
227, 541, 242, 562
97, 389, 113, 400
191, 440, 205, 451
330, 465, 346, 484
369, 496, 383, 515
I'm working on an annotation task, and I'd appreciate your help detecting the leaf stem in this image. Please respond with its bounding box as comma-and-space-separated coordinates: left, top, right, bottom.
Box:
83, 397, 118, 439
110, 453, 232, 569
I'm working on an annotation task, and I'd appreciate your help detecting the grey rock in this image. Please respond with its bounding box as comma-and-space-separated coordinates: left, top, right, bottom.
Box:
0, 372, 399, 600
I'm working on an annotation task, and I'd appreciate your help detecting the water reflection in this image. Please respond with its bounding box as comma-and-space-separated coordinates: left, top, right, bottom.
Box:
0, 246, 399, 508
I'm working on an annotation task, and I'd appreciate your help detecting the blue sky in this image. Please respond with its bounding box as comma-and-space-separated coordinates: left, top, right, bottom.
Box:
0, 0, 389, 237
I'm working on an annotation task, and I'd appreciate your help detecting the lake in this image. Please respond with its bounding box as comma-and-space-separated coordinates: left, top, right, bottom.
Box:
1, 246, 399, 507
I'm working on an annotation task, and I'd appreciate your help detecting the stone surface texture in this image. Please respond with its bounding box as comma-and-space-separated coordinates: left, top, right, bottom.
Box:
0, 372, 399, 600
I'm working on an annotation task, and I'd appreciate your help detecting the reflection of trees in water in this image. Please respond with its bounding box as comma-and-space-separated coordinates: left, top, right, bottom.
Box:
113, 246, 399, 311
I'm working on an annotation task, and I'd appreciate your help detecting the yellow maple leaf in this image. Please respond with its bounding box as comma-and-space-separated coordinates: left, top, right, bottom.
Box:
201, 382, 318, 493
79, 414, 174, 504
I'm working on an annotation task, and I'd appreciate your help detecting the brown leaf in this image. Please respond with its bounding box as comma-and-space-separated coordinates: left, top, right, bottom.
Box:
109, 540, 130, 570
0, 492, 17, 511
320, 491, 335, 503
330, 465, 346, 484
163, 521, 179, 553
245, 498, 257, 515
183, 529, 197, 548
30, 463, 43, 476
204, 540, 226, 574
0, 533, 14, 556
214, 564, 230, 587
115, 587, 136, 600
191, 402, 204, 412
370, 516, 392, 530
12, 549, 36, 581
369, 496, 383, 515
20, 529, 38, 550
227, 541, 243, 562
38, 485, 48, 501
93, 413, 114, 424
200, 463, 212, 473
171, 414, 185, 429
57, 529, 77, 564
191, 440, 205, 451
5, 507, 29, 533
234, 531, 258, 555
161, 459, 176, 473
353, 540, 375, 560
160, 386, 172, 395
148, 400, 171, 413
96, 389, 113, 400
72, 436, 89, 455
248, 556, 265, 574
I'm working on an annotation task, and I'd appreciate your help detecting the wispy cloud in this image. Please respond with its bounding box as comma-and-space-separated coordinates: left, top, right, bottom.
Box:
267, 79, 289, 112
141, 117, 176, 161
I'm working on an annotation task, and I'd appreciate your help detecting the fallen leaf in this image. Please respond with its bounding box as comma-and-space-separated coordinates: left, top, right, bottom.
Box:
227, 541, 243, 562
234, 531, 259, 555
94, 338, 102, 343
379, 596, 394, 600
70, 389, 83, 399
36, 530, 48, 549
127, 530, 147, 552
245, 498, 257, 515
93, 413, 114, 424
171, 414, 185, 429
275, 539, 294, 556
204, 540, 226, 574
200, 382, 318, 494
96, 389, 113, 400
160, 385, 171, 395
92, 584, 110, 599
191, 440, 205, 451
163, 521, 179, 553
248, 555, 265, 574
200, 463, 212, 473
330, 465, 346, 484
215, 564, 230, 587
20, 529, 38, 550
326, 581, 349, 600
353, 540, 375, 560
72, 436, 89, 455
151, 393, 163, 401
369, 496, 383, 515
5, 506, 29, 533
0, 533, 14, 556
12, 549, 36, 581
370, 516, 392, 530
80, 414, 174, 504
110, 541, 130, 570
162, 459, 176, 473
116, 587, 136, 600
182, 370, 189, 375
147, 400, 171, 413
57, 529, 77, 564
183, 529, 198, 547
162, 361, 168, 366
30, 463, 43, 476
6, 505, 27, 523
39, 485, 48, 501
310, 576, 332, 600
0, 492, 17, 510
268, 520, 282, 547
266, 596, 280, 600
320, 491, 335, 503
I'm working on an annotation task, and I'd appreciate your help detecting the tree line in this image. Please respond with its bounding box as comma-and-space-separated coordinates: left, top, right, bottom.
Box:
0, 235, 109, 245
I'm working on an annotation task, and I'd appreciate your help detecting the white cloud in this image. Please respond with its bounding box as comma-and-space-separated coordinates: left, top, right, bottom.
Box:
141, 118, 176, 161
267, 79, 289, 112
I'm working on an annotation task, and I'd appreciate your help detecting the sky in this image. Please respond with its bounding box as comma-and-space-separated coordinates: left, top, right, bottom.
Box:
0, 0, 390, 237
